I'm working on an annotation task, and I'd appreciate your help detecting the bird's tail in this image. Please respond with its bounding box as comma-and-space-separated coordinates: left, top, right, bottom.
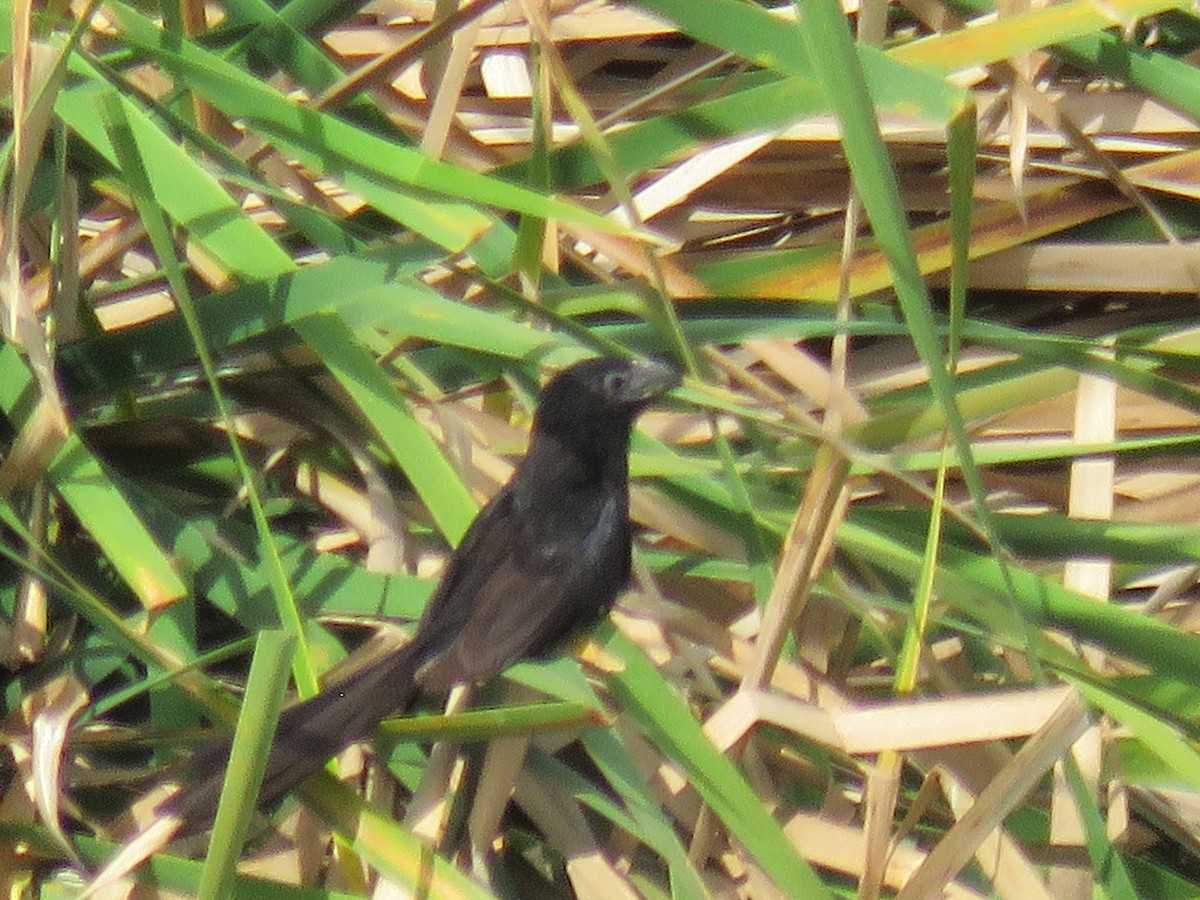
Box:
165, 641, 423, 835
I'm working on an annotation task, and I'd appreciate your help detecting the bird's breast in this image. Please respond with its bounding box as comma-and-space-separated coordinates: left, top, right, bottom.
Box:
520, 485, 628, 576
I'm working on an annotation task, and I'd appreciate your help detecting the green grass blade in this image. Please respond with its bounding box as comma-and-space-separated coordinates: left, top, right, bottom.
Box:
199, 630, 296, 900
603, 627, 832, 898
294, 313, 477, 544
0, 346, 187, 607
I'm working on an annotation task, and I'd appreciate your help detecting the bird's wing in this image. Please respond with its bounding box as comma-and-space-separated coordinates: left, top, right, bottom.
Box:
414, 490, 625, 693
405, 487, 523, 661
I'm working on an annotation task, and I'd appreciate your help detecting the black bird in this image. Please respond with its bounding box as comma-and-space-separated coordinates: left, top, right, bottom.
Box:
166, 356, 679, 832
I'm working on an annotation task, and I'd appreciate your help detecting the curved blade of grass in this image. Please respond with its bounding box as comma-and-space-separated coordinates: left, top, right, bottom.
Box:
58, 244, 441, 388
635, 0, 963, 119
100, 86, 318, 695
1068, 675, 1200, 794
294, 313, 477, 544
182, 516, 435, 625
101, 0, 631, 242
0, 346, 187, 607
502, 72, 826, 191
856, 506, 1200, 568
579, 729, 711, 900
50, 69, 294, 282
295, 773, 495, 898
602, 626, 832, 898
945, 0, 1200, 126
839, 520, 1200, 687
59, 250, 588, 399
1, 823, 364, 898
894, 0, 1188, 73
0, 501, 237, 718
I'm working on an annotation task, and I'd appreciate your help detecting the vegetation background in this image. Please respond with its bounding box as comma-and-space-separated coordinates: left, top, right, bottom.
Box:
3, 0, 1200, 896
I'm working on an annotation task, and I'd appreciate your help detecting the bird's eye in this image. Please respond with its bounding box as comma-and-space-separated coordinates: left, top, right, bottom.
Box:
604, 371, 627, 395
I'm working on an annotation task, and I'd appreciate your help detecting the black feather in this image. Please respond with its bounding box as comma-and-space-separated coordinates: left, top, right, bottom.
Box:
165, 356, 678, 833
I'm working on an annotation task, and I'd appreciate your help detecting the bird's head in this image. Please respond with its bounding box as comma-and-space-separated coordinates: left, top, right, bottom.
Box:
533, 357, 679, 443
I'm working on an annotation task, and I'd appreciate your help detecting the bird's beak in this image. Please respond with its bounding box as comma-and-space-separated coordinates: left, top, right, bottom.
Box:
625, 359, 681, 404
